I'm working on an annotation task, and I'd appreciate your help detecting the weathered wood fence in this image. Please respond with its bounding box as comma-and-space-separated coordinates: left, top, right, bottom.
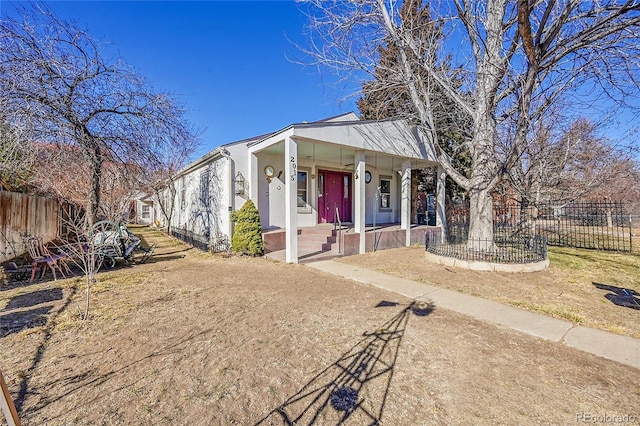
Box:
0, 191, 60, 262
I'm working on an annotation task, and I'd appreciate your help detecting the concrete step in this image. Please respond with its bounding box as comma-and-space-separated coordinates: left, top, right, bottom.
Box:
299, 242, 341, 252
298, 243, 324, 250
298, 228, 335, 237
298, 235, 337, 244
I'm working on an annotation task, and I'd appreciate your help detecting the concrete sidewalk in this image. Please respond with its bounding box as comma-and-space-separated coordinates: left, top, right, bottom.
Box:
306, 259, 640, 370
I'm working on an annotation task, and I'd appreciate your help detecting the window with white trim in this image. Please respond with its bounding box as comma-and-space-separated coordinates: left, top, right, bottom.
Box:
141, 204, 150, 219
297, 169, 311, 213
200, 170, 210, 209
379, 177, 391, 210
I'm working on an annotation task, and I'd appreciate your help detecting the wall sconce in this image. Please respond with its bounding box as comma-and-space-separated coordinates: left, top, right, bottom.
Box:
234, 171, 246, 195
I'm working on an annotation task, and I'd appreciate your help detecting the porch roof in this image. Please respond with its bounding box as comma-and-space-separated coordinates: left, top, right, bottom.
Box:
247, 117, 439, 169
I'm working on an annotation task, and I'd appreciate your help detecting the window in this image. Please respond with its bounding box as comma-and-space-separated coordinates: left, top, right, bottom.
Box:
380, 177, 391, 209
141, 204, 150, 219
343, 175, 349, 199
318, 174, 324, 199
200, 170, 210, 209
297, 170, 309, 211
180, 177, 186, 209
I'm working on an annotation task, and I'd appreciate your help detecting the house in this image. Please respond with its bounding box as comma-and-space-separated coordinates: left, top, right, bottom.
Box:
128, 192, 155, 225
158, 113, 447, 263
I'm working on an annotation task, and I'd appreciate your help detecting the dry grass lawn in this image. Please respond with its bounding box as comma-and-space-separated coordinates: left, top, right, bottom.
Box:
339, 245, 640, 339
1, 227, 639, 425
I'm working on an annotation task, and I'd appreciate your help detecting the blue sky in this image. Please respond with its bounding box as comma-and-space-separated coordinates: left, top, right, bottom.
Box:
1, 1, 358, 157
1, 1, 637, 160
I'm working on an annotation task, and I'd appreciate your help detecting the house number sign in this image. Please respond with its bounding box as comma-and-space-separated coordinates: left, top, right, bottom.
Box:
290, 156, 297, 181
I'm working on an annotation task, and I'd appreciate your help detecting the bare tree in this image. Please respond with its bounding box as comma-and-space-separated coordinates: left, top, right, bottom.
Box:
508, 116, 628, 205
0, 5, 198, 225
55, 210, 100, 320
300, 0, 640, 246
97, 162, 144, 221
0, 112, 37, 192
138, 134, 198, 234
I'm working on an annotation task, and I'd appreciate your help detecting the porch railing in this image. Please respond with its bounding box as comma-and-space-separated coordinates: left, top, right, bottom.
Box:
334, 203, 343, 254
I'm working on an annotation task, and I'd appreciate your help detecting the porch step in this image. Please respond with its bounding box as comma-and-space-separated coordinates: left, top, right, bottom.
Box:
299, 234, 337, 244
297, 229, 338, 252
298, 227, 336, 237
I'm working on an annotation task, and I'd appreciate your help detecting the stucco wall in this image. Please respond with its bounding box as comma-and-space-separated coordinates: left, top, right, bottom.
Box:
170, 156, 230, 242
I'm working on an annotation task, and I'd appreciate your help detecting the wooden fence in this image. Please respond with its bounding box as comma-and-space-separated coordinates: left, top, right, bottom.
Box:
0, 191, 60, 262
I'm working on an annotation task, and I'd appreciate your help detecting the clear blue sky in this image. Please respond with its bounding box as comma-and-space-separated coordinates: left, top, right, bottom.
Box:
1, 1, 358, 157
2, 1, 637, 160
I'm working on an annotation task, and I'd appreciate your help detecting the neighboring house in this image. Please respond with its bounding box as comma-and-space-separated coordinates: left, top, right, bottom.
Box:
158, 113, 447, 263
129, 192, 155, 225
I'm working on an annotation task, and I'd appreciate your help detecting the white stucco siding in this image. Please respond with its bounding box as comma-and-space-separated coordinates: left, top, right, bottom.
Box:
253, 151, 286, 229
168, 156, 230, 242
224, 142, 249, 218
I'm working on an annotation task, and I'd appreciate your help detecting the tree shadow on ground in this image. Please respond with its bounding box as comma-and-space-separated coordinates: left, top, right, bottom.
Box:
593, 282, 640, 310
12, 285, 77, 412
21, 325, 217, 420
256, 300, 434, 425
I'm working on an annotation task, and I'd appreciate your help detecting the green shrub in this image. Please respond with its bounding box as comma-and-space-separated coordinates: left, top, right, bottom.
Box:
231, 200, 265, 256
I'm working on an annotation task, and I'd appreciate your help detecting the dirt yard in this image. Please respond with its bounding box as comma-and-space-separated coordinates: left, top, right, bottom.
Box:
1, 228, 639, 425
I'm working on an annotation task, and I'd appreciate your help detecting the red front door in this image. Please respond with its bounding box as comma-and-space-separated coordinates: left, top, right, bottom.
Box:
318, 171, 352, 223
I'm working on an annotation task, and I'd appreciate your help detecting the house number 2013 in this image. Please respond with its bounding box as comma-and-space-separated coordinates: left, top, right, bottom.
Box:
290, 156, 297, 181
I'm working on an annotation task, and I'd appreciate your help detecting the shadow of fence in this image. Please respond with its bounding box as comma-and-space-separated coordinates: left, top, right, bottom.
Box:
256, 300, 434, 425
1, 288, 63, 337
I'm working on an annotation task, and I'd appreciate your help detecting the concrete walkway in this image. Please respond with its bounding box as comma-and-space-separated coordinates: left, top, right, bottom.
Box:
306, 259, 640, 370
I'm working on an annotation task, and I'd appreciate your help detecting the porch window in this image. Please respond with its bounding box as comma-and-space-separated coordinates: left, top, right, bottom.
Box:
297, 169, 311, 213
380, 177, 391, 210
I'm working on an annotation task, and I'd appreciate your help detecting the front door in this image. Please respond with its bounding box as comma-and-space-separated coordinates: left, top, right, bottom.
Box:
318, 171, 352, 223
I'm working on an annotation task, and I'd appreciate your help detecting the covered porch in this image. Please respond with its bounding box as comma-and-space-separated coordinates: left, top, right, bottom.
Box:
247, 117, 446, 263
263, 223, 442, 263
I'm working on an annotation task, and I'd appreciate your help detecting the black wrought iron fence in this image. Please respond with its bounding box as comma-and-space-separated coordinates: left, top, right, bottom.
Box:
171, 228, 209, 252
171, 228, 231, 253
446, 200, 632, 252
536, 202, 632, 252
426, 233, 547, 264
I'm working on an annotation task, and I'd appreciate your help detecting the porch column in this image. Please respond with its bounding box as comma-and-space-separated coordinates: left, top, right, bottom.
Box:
401, 160, 412, 246
436, 165, 447, 243
248, 152, 258, 206
285, 137, 299, 263
354, 151, 366, 254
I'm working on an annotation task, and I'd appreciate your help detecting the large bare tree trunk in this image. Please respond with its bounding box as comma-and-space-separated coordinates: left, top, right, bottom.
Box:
468, 188, 494, 243
88, 161, 102, 227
